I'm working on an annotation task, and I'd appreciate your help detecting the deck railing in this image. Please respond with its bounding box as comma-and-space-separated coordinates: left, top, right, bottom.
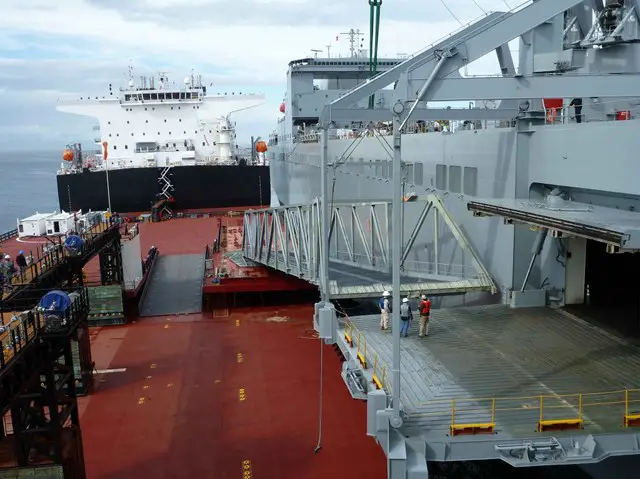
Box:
339, 310, 391, 393
414, 388, 640, 436
0, 229, 18, 244
1, 221, 116, 300
0, 287, 89, 370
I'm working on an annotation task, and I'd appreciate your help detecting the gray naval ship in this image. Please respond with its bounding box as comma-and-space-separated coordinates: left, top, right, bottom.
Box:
256, 0, 640, 477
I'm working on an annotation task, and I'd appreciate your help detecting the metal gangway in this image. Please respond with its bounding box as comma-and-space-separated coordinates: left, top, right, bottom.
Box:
242, 194, 496, 299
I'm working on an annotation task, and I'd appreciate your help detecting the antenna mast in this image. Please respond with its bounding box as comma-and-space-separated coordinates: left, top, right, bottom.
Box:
311, 49, 322, 59
128, 60, 134, 89
340, 28, 364, 57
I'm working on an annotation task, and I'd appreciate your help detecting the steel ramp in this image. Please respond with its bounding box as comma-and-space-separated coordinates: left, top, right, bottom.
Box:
242, 197, 496, 298
139, 254, 204, 317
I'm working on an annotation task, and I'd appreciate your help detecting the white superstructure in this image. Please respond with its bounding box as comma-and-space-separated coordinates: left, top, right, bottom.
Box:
56, 70, 265, 173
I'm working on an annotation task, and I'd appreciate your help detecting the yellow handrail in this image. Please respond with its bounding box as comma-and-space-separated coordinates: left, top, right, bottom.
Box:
342, 314, 390, 392
417, 389, 640, 435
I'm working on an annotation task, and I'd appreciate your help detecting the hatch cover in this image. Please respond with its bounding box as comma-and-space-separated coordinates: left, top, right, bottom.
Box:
467, 198, 640, 250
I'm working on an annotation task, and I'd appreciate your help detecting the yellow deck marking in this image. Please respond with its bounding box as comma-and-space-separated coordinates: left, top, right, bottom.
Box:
236, 319, 240, 327
138, 397, 145, 405
164, 324, 169, 329
215, 379, 221, 384
242, 460, 252, 479
237, 353, 244, 363
167, 383, 174, 388
145, 375, 153, 380
239, 388, 246, 402
143, 385, 150, 390
150, 364, 157, 369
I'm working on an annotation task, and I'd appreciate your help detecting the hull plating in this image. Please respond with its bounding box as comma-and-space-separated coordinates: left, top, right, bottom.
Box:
269, 119, 640, 296
58, 165, 271, 213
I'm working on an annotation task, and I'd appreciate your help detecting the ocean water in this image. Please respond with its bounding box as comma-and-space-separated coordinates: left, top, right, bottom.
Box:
0, 151, 60, 232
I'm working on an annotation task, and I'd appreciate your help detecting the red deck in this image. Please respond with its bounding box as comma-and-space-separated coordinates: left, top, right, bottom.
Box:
1, 210, 374, 478
80, 306, 387, 478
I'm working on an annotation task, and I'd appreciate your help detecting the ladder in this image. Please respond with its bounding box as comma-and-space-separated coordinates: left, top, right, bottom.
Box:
157, 166, 174, 219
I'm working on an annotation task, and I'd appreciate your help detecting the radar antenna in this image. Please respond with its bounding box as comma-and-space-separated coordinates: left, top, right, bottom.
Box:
311, 49, 322, 59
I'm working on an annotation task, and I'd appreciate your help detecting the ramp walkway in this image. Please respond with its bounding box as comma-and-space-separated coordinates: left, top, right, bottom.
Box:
139, 254, 205, 317
242, 195, 496, 298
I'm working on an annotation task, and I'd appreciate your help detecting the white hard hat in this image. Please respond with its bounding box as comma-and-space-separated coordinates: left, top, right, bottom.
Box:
4, 255, 9, 260
382, 291, 390, 297
421, 294, 427, 300
402, 297, 409, 303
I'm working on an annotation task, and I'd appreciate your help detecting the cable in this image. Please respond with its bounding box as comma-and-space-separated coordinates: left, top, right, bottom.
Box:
439, 0, 462, 25
471, 0, 487, 14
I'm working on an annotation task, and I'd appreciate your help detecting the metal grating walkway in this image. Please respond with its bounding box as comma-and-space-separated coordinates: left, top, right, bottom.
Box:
139, 254, 205, 317
343, 305, 640, 439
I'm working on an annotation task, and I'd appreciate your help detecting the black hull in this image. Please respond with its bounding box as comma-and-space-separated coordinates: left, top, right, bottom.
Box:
57, 165, 270, 213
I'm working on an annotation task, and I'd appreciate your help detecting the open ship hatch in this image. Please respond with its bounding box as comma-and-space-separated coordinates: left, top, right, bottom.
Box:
467, 198, 640, 251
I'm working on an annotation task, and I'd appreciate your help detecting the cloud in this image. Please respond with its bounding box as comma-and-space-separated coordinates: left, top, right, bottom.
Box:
0, 0, 518, 149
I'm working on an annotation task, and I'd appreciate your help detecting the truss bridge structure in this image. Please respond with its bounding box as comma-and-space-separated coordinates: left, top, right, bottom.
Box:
242, 195, 495, 299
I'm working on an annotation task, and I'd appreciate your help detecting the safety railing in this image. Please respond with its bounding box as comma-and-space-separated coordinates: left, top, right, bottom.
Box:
341, 313, 391, 394
417, 389, 640, 436
1, 221, 117, 300
0, 228, 18, 244
332, 250, 477, 280
0, 287, 89, 371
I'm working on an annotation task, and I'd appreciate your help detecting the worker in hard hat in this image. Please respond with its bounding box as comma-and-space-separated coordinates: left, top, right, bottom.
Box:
399, 297, 413, 337
379, 291, 391, 330
418, 294, 432, 337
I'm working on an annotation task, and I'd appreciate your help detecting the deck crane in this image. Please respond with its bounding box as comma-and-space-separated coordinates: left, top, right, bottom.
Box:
368, 0, 382, 109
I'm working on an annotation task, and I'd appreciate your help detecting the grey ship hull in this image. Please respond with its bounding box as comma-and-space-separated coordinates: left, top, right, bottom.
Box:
270, 118, 640, 305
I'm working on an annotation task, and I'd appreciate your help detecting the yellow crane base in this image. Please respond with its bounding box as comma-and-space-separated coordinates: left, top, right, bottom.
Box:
372, 374, 383, 390
449, 423, 495, 436
537, 418, 583, 432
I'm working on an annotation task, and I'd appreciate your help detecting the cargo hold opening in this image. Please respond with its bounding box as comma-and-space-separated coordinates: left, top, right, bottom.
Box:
566, 240, 640, 338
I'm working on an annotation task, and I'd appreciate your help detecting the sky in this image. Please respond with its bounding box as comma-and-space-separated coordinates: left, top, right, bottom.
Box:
0, 0, 521, 151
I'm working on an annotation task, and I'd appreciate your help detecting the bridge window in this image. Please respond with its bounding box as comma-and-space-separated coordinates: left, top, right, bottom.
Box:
449, 165, 462, 193
435, 164, 447, 190
125, 145, 128, 149
463, 167, 478, 196
113, 145, 117, 150
405, 163, 414, 184
414, 162, 424, 186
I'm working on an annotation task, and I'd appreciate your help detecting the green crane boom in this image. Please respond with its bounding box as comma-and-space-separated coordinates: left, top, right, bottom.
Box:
368, 0, 382, 109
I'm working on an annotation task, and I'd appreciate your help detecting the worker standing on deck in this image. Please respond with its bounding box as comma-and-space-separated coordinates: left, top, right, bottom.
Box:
2, 255, 16, 293
380, 291, 391, 330
16, 251, 27, 278
418, 294, 432, 337
400, 298, 413, 337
